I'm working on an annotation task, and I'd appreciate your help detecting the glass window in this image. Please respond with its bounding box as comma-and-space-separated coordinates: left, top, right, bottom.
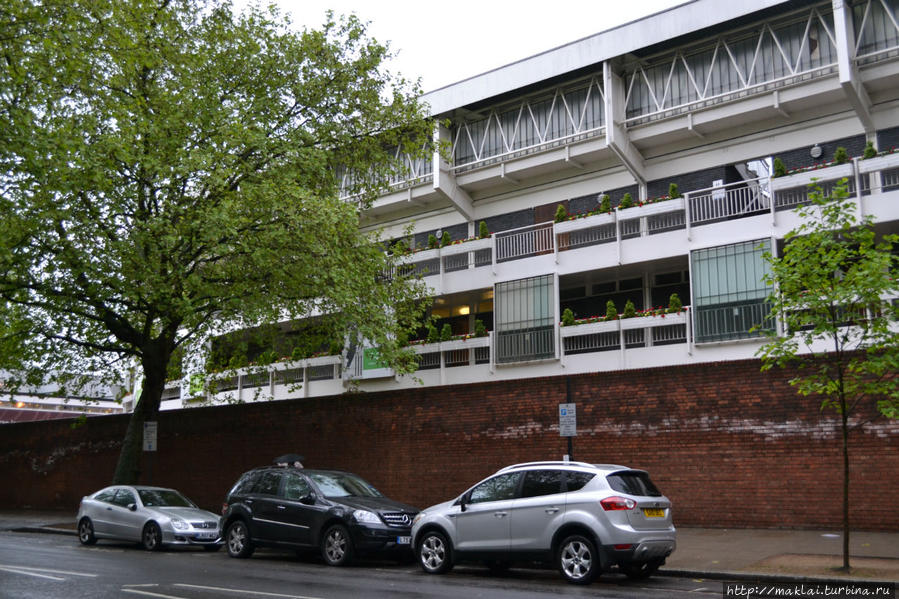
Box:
283, 474, 313, 500
495, 275, 555, 363
520, 470, 564, 498
138, 489, 194, 508
252, 471, 282, 496
94, 489, 117, 504
306, 472, 383, 498
565, 472, 596, 492
691, 239, 774, 342
112, 489, 136, 507
468, 472, 522, 504
231, 471, 260, 497
606, 471, 662, 497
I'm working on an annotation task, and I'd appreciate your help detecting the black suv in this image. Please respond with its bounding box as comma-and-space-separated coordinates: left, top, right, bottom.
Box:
221, 466, 418, 565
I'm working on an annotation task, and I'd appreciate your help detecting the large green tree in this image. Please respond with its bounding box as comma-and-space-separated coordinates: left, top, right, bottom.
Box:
757, 180, 899, 571
0, 0, 433, 482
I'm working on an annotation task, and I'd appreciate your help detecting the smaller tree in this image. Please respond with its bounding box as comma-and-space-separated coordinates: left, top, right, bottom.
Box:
440, 231, 451, 247
667, 293, 683, 314
599, 194, 611, 213
863, 141, 877, 159
478, 221, 490, 239
756, 180, 899, 571
620, 193, 634, 209
605, 300, 618, 320
561, 308, 575, 327
554, 204, 568, 223
623, 300, 636, 318
773, 157, 787, 177
833, 146, 849, 165
439, 324, 453, 342
668, 183, 681, 199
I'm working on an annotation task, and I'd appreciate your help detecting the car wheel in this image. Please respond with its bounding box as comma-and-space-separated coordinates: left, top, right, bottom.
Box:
202, 544, 223, 552
321, 524, 354, 566
141, 522, 163, 552
557, 534, 599, 585
77, 518, 96, 546
418, 530, 453, 574
621, 558, 663, 579
226, 520, 254, 558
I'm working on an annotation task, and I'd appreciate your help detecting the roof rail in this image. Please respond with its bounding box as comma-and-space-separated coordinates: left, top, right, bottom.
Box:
496, 461, 596, 472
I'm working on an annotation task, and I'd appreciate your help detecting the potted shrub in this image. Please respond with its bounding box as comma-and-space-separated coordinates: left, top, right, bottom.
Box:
863, 141, 877, 159
478, 221, 490, 239
620, 193, 634, 209
668, 183, 681, 199
667, 292, 683, 314
599, 194, 611, 213
834, 146, 849, 165
623, 300, 636, 318
474, 319, 487, 337
440, 323, 452, 342
426, 324, 439, 344
427, 234, 439, 249
561, 308, 575, 327
554, 204, 568, 223
440, 231, 451, 247
773, 157, 786, 178
605, 300, 618, 320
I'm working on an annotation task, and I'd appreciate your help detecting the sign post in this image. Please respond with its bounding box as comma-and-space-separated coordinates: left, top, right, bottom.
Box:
559, 402, 576, 461
143, 421, 157, 484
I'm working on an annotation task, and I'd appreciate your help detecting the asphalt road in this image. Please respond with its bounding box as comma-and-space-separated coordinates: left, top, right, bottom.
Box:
0, 529, 722, 599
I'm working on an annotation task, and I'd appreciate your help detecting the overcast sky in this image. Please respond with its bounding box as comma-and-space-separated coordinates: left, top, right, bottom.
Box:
237, 1, 687, 93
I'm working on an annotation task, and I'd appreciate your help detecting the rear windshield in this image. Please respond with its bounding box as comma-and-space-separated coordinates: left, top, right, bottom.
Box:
606, 471, 662, 497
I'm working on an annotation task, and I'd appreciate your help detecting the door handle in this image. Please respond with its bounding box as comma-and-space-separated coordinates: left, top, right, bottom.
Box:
545, 507, 560, 514
494, 512, 508, 518
277, 505, 286, 510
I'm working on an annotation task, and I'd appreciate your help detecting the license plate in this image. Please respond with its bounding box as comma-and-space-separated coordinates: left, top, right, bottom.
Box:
396, 536, 411, 545
643, 508, 665, 518
196, 532, 217, 539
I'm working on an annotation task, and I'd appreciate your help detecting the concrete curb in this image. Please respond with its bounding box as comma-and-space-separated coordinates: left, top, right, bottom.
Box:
8, 526, 76, 536
660, 568, 897, 587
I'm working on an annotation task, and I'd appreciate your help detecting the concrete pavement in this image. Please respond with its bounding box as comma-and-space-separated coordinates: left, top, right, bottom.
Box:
2, 510, 897, 584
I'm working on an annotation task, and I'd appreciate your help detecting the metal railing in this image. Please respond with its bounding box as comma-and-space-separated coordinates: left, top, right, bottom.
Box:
689, 180, 770, 224
496, 223, 554, 262
495, 326, 555, 364
693, 300, 773, 343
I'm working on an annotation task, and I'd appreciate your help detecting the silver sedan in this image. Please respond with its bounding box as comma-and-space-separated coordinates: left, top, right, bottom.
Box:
76, 485, 222, 551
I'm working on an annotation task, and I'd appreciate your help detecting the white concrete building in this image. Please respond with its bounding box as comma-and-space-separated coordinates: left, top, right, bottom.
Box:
168, 0, 899, 408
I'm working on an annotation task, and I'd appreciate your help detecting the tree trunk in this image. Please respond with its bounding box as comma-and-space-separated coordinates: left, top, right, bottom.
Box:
841, 396, 850, 571
111, 355, 168, 484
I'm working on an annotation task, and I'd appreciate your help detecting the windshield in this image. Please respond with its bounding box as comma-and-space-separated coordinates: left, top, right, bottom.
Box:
307, 472, 383, 498
138, 489, 196, 508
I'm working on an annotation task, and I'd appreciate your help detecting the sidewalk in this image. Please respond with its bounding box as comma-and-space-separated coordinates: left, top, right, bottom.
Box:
2, 510, 897, 583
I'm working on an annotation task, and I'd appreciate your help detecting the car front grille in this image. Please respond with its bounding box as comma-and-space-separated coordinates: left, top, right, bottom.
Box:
190, 521, 218, 529
381, 512, 415, 527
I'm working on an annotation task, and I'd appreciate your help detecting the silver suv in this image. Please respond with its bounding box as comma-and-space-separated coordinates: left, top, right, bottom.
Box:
410, 461, 675, 584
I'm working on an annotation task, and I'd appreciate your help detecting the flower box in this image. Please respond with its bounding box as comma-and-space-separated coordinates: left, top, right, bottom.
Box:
858, 152, 899, 174
770, 162, 853, 191
411, 335, 490, 353
617, 196, 685, 220
554, 211, 615, 234
440, 236, 492, 257
620, 311, 687, 330
559, 319, 619, 337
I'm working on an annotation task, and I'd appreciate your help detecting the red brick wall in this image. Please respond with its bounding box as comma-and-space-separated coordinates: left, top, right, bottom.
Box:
1, 358, 897, 530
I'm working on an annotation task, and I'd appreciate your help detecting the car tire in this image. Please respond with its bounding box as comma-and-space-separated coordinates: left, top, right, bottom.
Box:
77, 518, 96, 546
621, 558, 663, 579
557, 534, 599, 585
225, 520, 254, 558
418, 530, 453, 574
141, 522, 163, 551
321, 524, 354, 566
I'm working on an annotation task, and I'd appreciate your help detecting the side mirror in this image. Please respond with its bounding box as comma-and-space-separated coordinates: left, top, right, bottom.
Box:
459, 496, 468, 513
300, 493, 316, 506
127, 503, 137, 512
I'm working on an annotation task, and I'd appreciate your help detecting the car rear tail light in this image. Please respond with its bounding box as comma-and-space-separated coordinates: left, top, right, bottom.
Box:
600, 496, 636, 511
221, 503, 228, 515
613, 544, 633, 550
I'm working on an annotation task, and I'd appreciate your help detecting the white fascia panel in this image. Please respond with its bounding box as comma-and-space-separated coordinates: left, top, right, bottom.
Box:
422, 0, 791, 115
